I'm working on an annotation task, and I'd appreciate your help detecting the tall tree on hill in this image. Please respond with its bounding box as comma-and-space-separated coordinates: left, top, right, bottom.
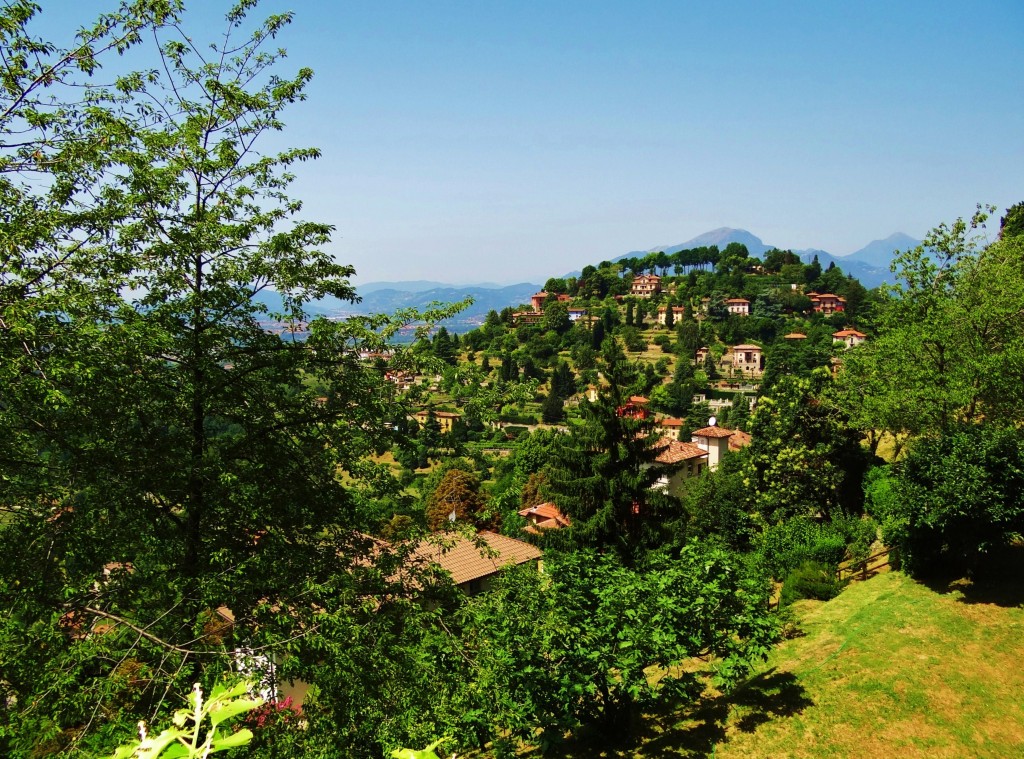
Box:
0, 4, 463, 754
545, 341, 679, 566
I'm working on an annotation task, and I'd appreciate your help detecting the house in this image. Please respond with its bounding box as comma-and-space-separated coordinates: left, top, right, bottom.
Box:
833, 328, 867, 348
656, 306, 686, 325
695, 346, 711, 364
725, 298, 750, 316
631, 274, 662, 298
617, 396, 651, 419
518, 502, 571, 534
567, 307, 587, 322
530, 291, 548, 312
656, 417, 685, 437
730, 344, 764, 376
691, 424, 735, 471
413, 531, 543, 595
653, 437, 709, 492
512, 310, 543, 325
413, 409, 461, 433
783, 332, 807, 340
808, 292, 846, 315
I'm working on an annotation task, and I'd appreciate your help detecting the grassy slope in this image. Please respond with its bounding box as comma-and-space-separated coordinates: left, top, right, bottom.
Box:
638, 571, 1024, 758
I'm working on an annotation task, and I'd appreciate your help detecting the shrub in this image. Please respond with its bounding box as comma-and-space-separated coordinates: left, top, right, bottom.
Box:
779, 561, 841, 606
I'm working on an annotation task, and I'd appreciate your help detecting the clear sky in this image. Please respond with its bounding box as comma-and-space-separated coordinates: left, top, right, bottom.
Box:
31, 1, 1024, 285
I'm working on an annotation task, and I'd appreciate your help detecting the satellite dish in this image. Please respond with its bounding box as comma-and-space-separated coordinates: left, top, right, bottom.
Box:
708, 416, 717, 427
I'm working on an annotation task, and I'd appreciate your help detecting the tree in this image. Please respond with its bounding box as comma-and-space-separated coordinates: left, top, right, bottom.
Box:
425, 469, 488, 530
0, 4, 461, 755
746, 370, 869, 523
545, 341, 678, 565
838, 207, 1024, 441
457, 547, 776, 751
663, 303, 675, 329
540, 391, 565, 424
867, 424, 1024, 576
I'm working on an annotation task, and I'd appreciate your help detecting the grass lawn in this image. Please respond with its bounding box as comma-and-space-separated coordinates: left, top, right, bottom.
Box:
542, 570, 1024, 758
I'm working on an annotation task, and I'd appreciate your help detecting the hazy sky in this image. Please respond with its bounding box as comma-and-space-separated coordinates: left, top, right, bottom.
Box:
33, 1, 1024, 285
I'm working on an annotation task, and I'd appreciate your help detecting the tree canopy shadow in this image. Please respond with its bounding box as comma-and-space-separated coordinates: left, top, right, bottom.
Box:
548, 668, 813, 758
917, 545, 1024, 608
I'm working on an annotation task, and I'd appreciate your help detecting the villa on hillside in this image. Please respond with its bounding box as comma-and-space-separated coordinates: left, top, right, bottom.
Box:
808, 292, 847, 315
659, 303, 684, 323
653, 438, 709, 493
833, 328, 867, 348
725, 298, 750, 316
412, 409, 461, 433
729, 344, 764, 377
691, 424, 734, 471
631, 274, 662, 298
518, 502, 571, 534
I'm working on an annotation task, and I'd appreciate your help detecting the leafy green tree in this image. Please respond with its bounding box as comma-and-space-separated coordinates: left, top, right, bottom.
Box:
0, 4, 463, 755
839, 207, 1024, 440
540, 392, 565, 424
866, 425, 1024, 577
746, 370, 868, 523
458, 547, 776, 751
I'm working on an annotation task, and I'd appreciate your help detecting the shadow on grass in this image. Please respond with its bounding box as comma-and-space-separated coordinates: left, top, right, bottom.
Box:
549, 669, 813, 758
918, 545, 1024, 608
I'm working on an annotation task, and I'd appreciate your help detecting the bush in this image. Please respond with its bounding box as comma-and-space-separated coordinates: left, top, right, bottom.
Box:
779, 561, 841, 606
757, 518, 849, 580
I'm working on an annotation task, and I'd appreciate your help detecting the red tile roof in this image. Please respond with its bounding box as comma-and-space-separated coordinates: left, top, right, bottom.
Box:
784, 332, 807, 339
732, 344, 762, 351
832, 329, 867, 338
413, 532, 542, 586
658, 417, 684, 428
728, 430, 752, 451
692, 425, 735, 439
517, 502, 571, 527
655, 438, 709, 464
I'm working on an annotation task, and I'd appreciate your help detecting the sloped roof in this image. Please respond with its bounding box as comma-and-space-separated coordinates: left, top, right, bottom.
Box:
728, 430, 753, 451
655, 438, 709, 464
658, 417, 684, 428
517, 502, 571, 526
833, 329, 867, 338
692, 425, 735, 439
413, 532, 542, 586
732, 344, 762, 351
784, 332, 807, 339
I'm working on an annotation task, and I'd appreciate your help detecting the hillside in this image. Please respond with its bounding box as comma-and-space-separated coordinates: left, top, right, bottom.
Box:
553, 571, 1024, 758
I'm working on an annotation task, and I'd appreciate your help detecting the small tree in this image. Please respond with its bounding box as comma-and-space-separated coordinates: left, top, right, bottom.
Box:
425, 469, 488, 530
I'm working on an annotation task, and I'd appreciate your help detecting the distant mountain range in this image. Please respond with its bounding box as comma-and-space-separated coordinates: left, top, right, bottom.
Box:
613, 228, 920, 289
254, 228, 921, 331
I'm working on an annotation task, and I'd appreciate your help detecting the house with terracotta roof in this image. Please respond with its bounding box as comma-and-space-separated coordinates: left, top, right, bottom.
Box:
530, 291, 548, 312
656, 417, 685, 437
691, 424, 735, 471
518, 502, 571, 534
808, 292, 846, 314
725, 298, 750, 316
656, 306, 686, 325
730, 344, 764, 376
631, 274, 662, 298
653, 437, 709, 492
413, 531, 543, 595
832, 328, 867, 348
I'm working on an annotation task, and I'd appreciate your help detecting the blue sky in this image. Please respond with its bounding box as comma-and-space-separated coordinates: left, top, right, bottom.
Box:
34, 1, 1024, 285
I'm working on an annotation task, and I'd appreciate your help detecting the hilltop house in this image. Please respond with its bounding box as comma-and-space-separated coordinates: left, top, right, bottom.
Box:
631, 274, 662, 298
691, 425, 735, 471
413, 409, 461, 433
518, 502, 571, 534
653, 438, 709, 493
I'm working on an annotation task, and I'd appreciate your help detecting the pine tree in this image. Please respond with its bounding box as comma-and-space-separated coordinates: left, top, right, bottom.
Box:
546, 341, 679, 565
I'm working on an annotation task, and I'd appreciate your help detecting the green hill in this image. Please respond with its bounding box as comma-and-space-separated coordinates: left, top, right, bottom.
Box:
549, 571, 1024, 758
